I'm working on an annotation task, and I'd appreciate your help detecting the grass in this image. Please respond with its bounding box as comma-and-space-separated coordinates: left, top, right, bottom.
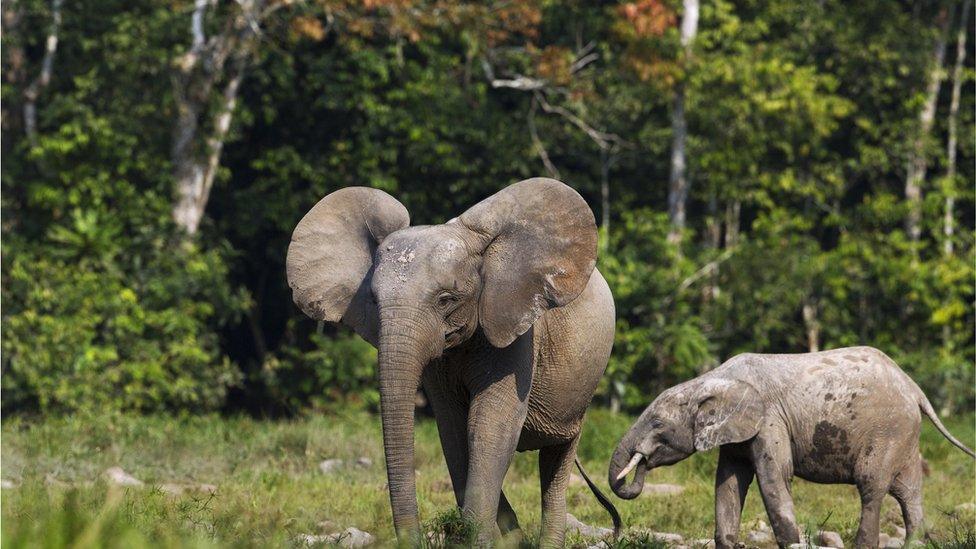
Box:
1, 408, 973, 548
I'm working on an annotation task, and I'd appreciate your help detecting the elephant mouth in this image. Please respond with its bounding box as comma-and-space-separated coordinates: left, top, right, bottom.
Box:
444, 324, 472, 348
610, 451, 650, 499
615, 452, 646, 482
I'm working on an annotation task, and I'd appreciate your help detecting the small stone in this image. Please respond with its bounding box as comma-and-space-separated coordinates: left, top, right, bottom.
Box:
955, 502, 976, 513
691, 539, 715, 548
746, 529, 774, 545
355, 457, 373, 468
817, 530, 844, 548
318, 459, 344, 474
566, 513, 613, 539
1, 479, 16, 489
891, 526, 905, 539
879, 533, 903, 549
586, 542, 609, 549
327, 527, 375, 547
645, 531, 684, 544
104, 467, 143, 487
643, 483, 685, 496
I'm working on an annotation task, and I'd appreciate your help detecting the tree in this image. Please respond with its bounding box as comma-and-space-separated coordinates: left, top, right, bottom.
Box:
666, 0, 698, 243
904, 5, 952, 246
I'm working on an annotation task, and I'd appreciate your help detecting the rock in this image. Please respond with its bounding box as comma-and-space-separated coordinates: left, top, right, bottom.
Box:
297, 527, 374, 547
645, 531, 685, 544
104, 467, 143, 487
585, 542, 609, 549
1, 479, 16, 489
566, 513, 613, 539
691, 539, 715, 548
643, 483, 685, 496
328, 527, 375, 548
817, 530, 844, 548
355, 457, 373, 468
879, 533, 903, 549
891, 526, 905, 539
746, 529, 774, 545
318, 459, 344, 474
955, 502, 976, 513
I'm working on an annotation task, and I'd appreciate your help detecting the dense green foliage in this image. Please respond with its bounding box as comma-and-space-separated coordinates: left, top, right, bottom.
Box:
2, 410, 974, 546
2, 0, 973, 414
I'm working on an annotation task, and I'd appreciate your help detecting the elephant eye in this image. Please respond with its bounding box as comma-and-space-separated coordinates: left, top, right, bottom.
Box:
437, 293, 460, 308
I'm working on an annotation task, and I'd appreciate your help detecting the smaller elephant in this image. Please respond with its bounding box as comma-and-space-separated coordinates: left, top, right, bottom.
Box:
608, 346, 975, 549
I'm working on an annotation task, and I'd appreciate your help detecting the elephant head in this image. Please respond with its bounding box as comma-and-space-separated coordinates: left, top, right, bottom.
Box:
608, 376, 765, 499
285, 178, 597, 540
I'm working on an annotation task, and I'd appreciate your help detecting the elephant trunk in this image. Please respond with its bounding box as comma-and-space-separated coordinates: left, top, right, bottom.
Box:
377, 306, 440, 543
608, 428, 649, 499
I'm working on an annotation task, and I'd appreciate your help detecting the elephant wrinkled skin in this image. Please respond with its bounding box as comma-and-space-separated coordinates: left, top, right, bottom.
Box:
286, 179, 617, 547
608, 346, 975, 549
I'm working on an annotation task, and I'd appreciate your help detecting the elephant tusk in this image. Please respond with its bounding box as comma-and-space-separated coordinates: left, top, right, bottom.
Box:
615, 452, 645, 481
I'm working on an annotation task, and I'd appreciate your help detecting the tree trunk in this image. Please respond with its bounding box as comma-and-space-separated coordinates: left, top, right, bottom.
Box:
172, 58, 246, 234
170, 0, 262, 236
905, 7, 952, 244
666, 0, 699, 243
943, 0, 970, 257
22, 0, 63, 146
723, 200, 740, 248
802, 299, 820, 353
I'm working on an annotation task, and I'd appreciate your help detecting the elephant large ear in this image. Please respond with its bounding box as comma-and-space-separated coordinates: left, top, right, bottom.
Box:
692, 378, 765, 452
286, 187, 409, 346
458, 178, 597, 348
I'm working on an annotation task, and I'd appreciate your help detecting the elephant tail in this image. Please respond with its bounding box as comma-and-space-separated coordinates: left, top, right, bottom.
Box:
918, 393, 976, 459
574, 457, 622, 539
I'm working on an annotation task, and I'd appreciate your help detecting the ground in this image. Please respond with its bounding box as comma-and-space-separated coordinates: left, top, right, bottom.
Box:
2, 409, 973, 548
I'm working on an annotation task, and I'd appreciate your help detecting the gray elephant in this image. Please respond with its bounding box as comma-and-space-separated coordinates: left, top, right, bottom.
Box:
608, 346, 975, 549
286, 179, 618, 546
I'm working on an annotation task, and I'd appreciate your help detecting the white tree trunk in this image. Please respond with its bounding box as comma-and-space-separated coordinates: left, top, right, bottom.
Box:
171, 0, 262, 235
943, 0, 970, 257
905, 8, 951, 244
22, 0, 63, 146
666, 0, 699, 243
802, 299, 820, 353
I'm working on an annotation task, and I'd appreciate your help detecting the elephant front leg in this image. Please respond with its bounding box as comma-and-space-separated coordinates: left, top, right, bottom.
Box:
423, 367, 522, 536
538, 436, 580, 548
461, 348, 532, 544
752, 436, 800, 547
714, 445, 754, 549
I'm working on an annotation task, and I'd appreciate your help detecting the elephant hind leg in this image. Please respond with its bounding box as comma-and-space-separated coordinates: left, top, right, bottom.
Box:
889, 456, 924, 540
538, 436, 580, 549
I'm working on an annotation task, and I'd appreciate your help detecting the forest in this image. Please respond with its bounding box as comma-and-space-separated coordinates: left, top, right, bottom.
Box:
3, 0, 974, 418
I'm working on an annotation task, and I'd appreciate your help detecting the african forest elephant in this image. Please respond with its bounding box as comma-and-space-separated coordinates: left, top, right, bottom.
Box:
609, 346, 976, 549
286, 179, 618, 546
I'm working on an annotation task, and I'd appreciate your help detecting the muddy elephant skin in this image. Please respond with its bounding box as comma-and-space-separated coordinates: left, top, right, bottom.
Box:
609, 346, 975, 549
286, 179, 617, 547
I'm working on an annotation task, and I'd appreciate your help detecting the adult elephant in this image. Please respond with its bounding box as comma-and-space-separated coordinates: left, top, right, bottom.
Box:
286, 178, 617, 546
